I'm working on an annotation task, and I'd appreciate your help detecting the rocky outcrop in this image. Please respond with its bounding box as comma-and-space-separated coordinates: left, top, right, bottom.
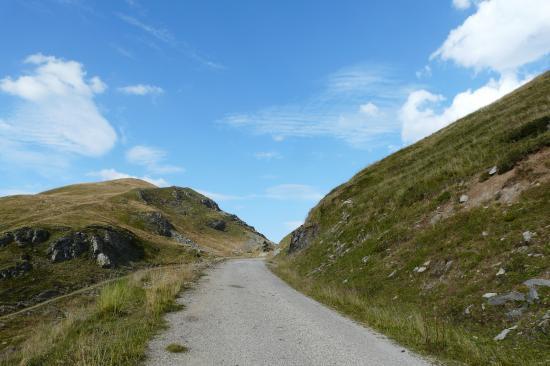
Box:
0, 227, 49, 247
200, 197, 220, 211
207, 219, 226, 231
47, 226, 143, 268
288, 223, 319, 253
0, 260, 32, 280
170, 231, 199, 248
139, 211, 174, 236
0, 232, 13, 247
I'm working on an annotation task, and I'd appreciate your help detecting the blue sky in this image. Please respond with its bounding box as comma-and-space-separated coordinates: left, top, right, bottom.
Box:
1, 0, 549, 242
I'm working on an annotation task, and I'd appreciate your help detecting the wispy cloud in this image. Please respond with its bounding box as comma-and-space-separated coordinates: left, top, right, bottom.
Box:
254, 151, 282, 160
125, 145, 183, 174
221, 65, 409, 148
87, 168, 168, 187
265, 184, 324, 201
118, 84, 164, 96
117, 13, 224, 69
196, 183, 324, 203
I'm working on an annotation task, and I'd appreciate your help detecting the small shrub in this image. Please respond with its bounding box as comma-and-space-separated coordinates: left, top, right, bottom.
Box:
165, 343, 188, 353
506, 115, 549, 142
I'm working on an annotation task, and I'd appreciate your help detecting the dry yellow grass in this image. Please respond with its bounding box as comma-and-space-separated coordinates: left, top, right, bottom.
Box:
4, 263, 201, 366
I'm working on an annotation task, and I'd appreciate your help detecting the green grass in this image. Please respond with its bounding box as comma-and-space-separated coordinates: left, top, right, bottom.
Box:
1, 264, 199, 366
165, 343, 188, 353
0, 177, 267, 316
273, 71, 550, 365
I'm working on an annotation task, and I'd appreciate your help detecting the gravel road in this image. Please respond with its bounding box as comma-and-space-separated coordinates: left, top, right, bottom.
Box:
146, 259, 431, 366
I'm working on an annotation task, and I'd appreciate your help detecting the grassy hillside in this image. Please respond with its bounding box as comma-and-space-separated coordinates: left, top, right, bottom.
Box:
0, 178, 271, 316
272, 71, 550, 365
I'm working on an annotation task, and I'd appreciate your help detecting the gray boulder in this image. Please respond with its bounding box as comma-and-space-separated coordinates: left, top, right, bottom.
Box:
487, 291, 525, 305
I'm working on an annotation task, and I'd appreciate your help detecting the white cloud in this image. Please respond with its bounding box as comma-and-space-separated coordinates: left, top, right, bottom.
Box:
88, 168, 168, 187
265, 184, 324, 201
401, 0, 549, 143
400, 74, 530, 143
222, 65, 406, 148
433, 0, 550, 73
0, 53, 116, 157
452, 0, 472, 9
118, 84, 164, 96
284, 220, 304, 231
359, 102, 379, 116
254, 151, 282, 160
125, 145, 183, 174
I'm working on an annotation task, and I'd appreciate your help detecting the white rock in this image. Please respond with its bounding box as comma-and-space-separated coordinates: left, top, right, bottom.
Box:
489, 166, 498, 175
459, 194, 469, 203
96, 253, 111, 268
494, 325, 517, 341
483, 292, 498, 298
361, 255, 370, 264
496, 268, 506, 276
482, 231, 488, 237
414, 266, 427, 273
342, 279, 348, 284
423, 260, 431, 266
464, 304, 473, 315
522, 231, 533, 243
388, 270, 396, 278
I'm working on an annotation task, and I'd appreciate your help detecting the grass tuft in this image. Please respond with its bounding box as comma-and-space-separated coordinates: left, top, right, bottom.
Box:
165, 343, 188, 353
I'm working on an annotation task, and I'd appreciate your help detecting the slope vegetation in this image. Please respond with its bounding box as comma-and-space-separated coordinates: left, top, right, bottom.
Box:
273, 72, 550, 365
0, 178, 271, 316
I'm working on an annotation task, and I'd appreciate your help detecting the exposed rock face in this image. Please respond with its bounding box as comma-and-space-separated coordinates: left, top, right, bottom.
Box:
288, 224, 319, 253
0, 232, 13, 247
171, 231, 199, 248
200, 197, 220, 211
0, 260, 32, 280
0, 227, 49, 248
47, 226, 143, 268
207, 219, 226, 231
139, 211, 174, 236
262, 240, 274, 252
49, 232, 89, 262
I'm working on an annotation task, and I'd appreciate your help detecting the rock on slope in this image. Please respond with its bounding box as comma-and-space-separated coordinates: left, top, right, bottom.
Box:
275, 71, 550, 360
0, 178, 272, 315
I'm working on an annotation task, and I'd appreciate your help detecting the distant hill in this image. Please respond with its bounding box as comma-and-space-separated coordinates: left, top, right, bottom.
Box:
0, 178, 272, 315
273, 72, 550, 364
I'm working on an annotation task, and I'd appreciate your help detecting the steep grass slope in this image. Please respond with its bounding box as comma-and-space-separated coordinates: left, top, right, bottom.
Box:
0, 179, 271, 315
273, 72, 550, 365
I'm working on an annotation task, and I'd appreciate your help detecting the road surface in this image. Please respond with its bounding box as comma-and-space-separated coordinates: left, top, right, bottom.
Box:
146, 259, 431, 366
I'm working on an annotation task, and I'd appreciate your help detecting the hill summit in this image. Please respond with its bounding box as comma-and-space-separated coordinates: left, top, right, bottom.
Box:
0, 179, 272, 315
